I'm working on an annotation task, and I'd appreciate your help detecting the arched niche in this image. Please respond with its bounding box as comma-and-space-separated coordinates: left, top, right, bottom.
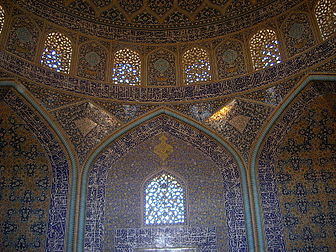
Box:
0, 81, 77, 252
77, 41, 108, 81
6, 15, 40, 61
79, 110, 253, 252
147, 48, 177, 86
252, 76, 336, 251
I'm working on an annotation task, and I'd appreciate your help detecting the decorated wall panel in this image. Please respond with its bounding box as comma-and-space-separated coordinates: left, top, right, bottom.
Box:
0, 101, 52, 251
281, 12, 316, 57
77, 42, 107, 81
84, 115, 248, 251
216, 40, 247, 79
6, 16, 39, 61
257, 81, 336, 251
147, 49, 176, 86
0, 87, 70, 252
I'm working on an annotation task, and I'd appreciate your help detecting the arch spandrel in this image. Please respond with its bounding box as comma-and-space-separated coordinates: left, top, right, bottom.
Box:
79, 111, 253, 252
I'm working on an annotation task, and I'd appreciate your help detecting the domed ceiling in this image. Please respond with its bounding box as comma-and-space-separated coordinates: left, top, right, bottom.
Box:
14, 0, 302, 43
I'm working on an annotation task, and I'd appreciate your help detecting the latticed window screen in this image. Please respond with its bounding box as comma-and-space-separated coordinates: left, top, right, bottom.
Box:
144, 172, 185, 225
112, 48, 141, 85
0, 5, 5, 35
182, 47, 211, 84
41, 32, 72, 73
315, 0, 336, 40
250, 29, 282, 70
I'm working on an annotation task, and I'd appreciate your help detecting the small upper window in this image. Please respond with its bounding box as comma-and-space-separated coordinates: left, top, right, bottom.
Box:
112, 48, 141, 85
41, 32, 72, 73
182, 47, 211, 84
250, 29, 282, 70
0, 5, 5, 34
144, 172, 185, 225
315, 0, 336, 40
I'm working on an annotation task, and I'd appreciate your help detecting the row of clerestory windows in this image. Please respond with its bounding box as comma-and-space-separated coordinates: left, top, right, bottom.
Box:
0, 0, 335, 85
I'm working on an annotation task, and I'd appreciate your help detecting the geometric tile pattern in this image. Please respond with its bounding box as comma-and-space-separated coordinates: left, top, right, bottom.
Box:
257, 81, 336, 251
1, 88, 70, 252
114, 226, 217, 251
206, 98, 273, 160
52, 101, 121, 161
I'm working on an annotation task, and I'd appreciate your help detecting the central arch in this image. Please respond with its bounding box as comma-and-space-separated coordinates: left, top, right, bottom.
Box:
77, 108, 254, 251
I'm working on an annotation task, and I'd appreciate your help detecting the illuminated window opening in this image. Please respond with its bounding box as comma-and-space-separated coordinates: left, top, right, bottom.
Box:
41, 32, 72, 73
182, 47, 211, 84
112, 48, 141, 85
0, 5, 5, 34
250, 29, 282, 70
315, 0, 336, 40
144, 172, 186, 225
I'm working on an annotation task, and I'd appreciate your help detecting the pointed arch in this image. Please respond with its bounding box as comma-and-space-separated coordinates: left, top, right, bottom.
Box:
41, 32, 73, 73
280, 11, 316, 56
7, 15, 41, 61
0, 81, 77, 252
147, 48, 177, 86
77, 108, 254, 252
215, 39, 247, 78
250, 74, 336, 251
250, 29, 282, 70
77, 40, 108, 81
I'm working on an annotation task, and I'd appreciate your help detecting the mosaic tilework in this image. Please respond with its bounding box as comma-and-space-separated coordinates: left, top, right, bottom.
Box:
275, 94, 336, 250
169, 99, 231, 123
257, 81, 336, 251
280, 12, 316, 57
78, 42, 107, 81
147, 49, 176, 86
1, 88, 70, 252
206, 98, 273, 160
85, 115, 247, 251
114, 227, 217, 251
22, 81, 83, 111
94, 101, 157, 123
102, 135, 228, 250
0, 37, 334, 102
239, 75, 302, 106
6, 16, 40, 61
14, 0, 301, 43
52, 101, 121, 161
216, 39, 247, 79
0, 101, 51, 251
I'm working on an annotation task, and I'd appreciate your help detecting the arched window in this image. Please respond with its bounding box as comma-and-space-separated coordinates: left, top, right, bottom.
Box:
112, 48, 141, 85
182, 47, 211, 84
144, 172, 185, 225
41, 32, 72, 73
0, 5, 5, 34
250, 29, 282, 70
315, 0, 336, 40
